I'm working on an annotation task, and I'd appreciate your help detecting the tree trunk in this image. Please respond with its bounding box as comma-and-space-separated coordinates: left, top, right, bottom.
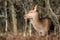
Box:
8, 0, 17, 35
45, 0, 60, 34
4, 0, 8, 33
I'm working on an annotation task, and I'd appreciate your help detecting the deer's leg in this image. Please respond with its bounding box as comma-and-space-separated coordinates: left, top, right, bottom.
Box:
45, 33, 49, 40
45, 35, 48, 40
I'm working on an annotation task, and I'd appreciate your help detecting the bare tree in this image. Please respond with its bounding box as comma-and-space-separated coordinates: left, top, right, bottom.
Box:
22, 0, 33, 36
4, 0, 8, 33
8, 0, 17, 35
45, 0, 60, 34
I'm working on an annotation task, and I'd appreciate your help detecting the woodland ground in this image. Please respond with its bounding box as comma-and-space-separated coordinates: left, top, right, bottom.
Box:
0, 32, 60, 40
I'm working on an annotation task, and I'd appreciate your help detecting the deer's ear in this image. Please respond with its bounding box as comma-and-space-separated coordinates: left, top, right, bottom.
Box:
34, 5, 38, 11
31, 4, 38, 11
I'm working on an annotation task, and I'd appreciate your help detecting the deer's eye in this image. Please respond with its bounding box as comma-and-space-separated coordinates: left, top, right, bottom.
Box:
40, 32, 42, 34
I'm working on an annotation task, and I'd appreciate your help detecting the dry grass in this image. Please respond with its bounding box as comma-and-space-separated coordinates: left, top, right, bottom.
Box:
0, 32, 60, 40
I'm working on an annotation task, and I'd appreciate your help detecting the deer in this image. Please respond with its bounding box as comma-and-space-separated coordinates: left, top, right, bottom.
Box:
24, 5, 51, 37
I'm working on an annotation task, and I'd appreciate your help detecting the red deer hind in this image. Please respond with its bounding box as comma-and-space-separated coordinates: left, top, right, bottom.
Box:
24, 5, 51, 36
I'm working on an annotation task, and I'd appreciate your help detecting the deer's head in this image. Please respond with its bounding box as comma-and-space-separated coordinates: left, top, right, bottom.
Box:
24, 5, 38, 19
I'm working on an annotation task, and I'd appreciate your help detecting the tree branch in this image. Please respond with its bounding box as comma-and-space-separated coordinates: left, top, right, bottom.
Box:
45, 0, 60, 34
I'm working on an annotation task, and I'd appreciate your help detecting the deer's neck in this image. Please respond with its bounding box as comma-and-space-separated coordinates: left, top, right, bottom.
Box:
30, 14, 41, 26
30, 14, 43, 32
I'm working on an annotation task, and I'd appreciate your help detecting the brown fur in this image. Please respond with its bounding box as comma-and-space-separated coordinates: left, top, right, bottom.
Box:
24, 5, 51, 37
